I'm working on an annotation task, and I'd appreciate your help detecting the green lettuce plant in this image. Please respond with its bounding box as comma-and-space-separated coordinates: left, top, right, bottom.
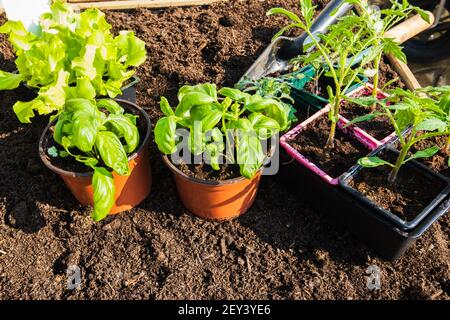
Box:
0, 0, 146, 123
154, 83, 291, 179
48, 98, 140, 221
345, 86, 450, 183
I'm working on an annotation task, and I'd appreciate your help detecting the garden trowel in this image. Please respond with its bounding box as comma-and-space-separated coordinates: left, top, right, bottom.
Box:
240, 0, 353, 82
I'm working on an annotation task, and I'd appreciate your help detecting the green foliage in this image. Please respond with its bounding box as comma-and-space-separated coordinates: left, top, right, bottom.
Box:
237, 76, 298, 126
347, 86, 450, 182
268, 0, 375, 146
0, 0, 146, 123
50, 98, 140, 221
154, 84, 291, 179
267, 0, 427, 146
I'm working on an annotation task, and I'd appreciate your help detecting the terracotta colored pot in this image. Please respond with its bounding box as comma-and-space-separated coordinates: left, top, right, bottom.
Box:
39, 99, 152, 215
162, 156, 262, 220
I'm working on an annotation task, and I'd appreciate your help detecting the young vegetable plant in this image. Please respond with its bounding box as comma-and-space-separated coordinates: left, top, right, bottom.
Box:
268, 0, 375, 147
345, 86, 450, 183
353, 0, 429, 99
48, 98, 140, 221
236, 76, 298, 125
154, 83, 292, 179
0, 0, 146, 123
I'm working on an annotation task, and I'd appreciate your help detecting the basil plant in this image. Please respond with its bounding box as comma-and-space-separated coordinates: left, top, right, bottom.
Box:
0, 0, 146, 123
49, 98, 140, 221
154, 83, 293, 179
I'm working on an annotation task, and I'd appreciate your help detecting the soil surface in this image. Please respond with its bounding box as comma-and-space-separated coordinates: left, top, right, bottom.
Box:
288, 113, 370, 178
0, 0, 449, 300
340, 87, 394, 141
408, 136, 450, 178
348, 150, 446, 222
178, 161, 242, 181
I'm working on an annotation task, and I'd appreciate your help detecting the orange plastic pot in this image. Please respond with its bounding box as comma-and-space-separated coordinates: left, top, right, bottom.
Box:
162, 156, 262, 220
39, 99, 152, 215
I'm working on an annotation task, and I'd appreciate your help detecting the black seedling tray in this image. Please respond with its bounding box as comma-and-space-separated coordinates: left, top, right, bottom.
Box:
340, 146, 450, 231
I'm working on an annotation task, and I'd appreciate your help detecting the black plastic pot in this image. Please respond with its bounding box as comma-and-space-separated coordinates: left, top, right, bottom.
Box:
115, 76, 139, 103
340, 146, 450, 231
277, 146, 450, 261
336, 183, 449, 261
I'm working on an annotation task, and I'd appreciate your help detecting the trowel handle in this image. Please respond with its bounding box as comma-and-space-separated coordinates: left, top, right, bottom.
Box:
384, 11, 434, 43
278, 0, 353, 60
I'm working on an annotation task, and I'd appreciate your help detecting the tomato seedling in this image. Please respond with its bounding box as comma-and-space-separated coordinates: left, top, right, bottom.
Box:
267, 0, 428, 146
345, 86, 450, 183
0, 0, 146, 123
49, 98, 140, 221
154, 83, 292, 179
353, 0, 429, 100
268, 0, 375, 147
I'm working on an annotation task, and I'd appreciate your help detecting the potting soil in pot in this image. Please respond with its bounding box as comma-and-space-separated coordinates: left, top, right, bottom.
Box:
340, 100, 393, 141
178, 161, 242, 181
404, 136, 450, 178
287, 114, 370, 178
348, 150, 446, 222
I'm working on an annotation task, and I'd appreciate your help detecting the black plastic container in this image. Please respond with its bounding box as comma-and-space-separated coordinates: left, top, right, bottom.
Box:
340, 146, 450, 231
115, 76, 139, 103
277, 146, 450, 260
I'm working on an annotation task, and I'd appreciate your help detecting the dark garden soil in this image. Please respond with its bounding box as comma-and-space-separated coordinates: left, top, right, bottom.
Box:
341, 102, 392, 141
0, 0, 448, 300
178, 161, 242, 181
288, 113, 370, 178
348, 150, 446, 222
408, 136, 450, 178
340, 87, 394, 141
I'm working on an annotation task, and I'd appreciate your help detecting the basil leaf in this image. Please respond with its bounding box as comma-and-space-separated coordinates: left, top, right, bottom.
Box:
0, 70, 24, 90
106, 114, 140, 153
91, 167, 115, 222
237, 130, 265, 179
97, 99, 124, 115
95, 131, 129, 175
154, 116, 177, 154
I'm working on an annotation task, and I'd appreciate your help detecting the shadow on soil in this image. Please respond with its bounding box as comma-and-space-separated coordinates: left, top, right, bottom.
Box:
238, 176, 372, 266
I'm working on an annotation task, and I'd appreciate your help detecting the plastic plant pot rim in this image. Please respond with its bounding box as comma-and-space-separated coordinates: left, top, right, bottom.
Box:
280, 104, 379, 185
38, 99, 151, 179
339, 145, 450, 231
162, 154, 267, 186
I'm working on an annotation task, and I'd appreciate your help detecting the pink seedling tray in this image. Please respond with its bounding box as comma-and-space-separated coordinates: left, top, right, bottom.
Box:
345, 83, 396, 146
280, 105, 379, 186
